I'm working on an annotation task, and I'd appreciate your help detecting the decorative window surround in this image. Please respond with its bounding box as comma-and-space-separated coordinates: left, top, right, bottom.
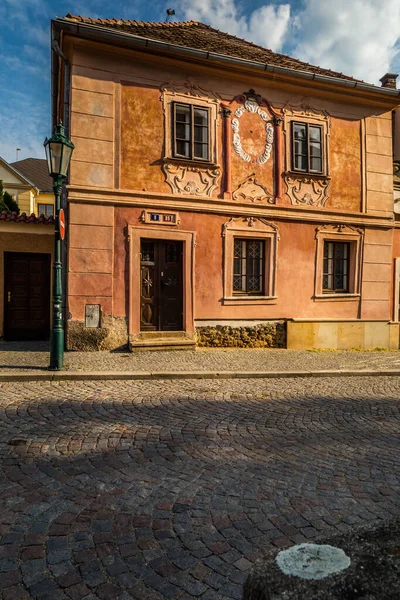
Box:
282, 97, 330, 207
162, 163, 221, 197
222, 216, 279, 305
283, 172, 331, 208
161, 86, 220, 197
314, 224, 363, 300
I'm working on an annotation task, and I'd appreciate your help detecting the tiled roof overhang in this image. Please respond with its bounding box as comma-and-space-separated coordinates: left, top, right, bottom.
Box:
0, 211, 54, 225
52, 15, 400, 106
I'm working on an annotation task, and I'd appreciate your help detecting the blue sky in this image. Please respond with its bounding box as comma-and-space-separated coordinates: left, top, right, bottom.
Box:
1, 0, 399, 163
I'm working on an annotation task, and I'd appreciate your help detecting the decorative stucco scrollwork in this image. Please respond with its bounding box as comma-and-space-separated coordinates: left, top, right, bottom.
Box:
231, 100, 274, 164
222, 216, 280, 239
314, 223, 364, 240
232, 174, 274, 204
162, 162, 221, 197
160, 78, 222, 100
284, 173, 331, 208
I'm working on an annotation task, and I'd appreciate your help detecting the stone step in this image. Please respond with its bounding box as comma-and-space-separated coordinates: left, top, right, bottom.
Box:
129, 332, 195, 351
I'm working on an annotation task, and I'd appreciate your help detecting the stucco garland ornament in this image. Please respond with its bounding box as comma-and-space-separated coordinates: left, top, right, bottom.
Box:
231, 100, 274, 164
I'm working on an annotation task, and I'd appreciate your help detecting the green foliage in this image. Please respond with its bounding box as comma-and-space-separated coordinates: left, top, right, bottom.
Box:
3, 191, 19, 213
0, 179, 20, 214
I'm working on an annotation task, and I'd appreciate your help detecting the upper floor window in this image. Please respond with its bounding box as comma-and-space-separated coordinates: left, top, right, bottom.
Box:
38, 204, 54, 217
173, 103, 209, 161
292, 122, 323, 174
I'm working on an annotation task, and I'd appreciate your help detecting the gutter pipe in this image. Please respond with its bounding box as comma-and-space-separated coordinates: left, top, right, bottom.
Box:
51, 37, 71, 136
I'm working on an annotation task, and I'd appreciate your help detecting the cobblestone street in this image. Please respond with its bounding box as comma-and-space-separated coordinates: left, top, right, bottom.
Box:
1, 342, 400, 374
0, 376, 400, 599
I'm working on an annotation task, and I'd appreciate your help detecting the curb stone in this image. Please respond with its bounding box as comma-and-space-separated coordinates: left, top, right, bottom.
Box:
0, 368, 400, 382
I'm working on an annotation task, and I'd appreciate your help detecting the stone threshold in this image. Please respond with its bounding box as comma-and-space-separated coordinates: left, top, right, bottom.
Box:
2, 368, 400, 382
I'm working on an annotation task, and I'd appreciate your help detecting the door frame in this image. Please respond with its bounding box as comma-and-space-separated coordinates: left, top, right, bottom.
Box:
4, 251, 51, 341
129, 226, 195, 337
140, 239, 184, 332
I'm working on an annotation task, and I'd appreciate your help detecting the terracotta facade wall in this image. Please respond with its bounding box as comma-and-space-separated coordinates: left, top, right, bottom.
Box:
64, 39, 398, 348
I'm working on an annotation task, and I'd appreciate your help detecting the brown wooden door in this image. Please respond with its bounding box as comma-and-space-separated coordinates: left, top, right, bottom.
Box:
140, 240, 183, 331
4, 252, 51, 341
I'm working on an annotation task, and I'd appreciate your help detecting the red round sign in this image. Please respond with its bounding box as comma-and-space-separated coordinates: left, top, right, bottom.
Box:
59, 209, 65, 240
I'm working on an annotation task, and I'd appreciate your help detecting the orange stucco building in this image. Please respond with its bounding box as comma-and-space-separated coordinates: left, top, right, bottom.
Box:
52, 15, 400, 351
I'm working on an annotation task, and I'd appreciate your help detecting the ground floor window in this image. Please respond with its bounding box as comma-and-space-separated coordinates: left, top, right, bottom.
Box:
222, 217, 279, 304
233, 239, 264, 295
323, 241, 350, 293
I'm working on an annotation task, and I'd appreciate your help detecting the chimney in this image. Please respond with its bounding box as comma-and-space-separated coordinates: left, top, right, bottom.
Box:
379, 73, 398, 89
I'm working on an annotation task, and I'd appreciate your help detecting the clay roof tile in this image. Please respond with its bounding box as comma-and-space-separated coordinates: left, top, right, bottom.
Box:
62, 14, 363, 83
0, 210, 54, 225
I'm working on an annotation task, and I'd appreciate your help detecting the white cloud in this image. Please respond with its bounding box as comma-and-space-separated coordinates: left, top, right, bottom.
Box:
180, 0, 400, 83
293, 0, 400, 83
181, 0, 291, 51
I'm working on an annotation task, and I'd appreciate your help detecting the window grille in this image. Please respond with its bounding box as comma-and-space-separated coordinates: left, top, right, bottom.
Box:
233, 239, 264, 294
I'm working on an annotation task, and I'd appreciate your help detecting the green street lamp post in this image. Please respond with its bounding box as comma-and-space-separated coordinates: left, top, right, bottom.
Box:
44, 121, 74, 370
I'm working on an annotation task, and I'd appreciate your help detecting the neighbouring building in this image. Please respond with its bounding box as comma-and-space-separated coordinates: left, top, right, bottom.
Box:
0, 157, 38, 215
51, 14, 400, 351
0, 157, 54, 341
11, 158, 55, 217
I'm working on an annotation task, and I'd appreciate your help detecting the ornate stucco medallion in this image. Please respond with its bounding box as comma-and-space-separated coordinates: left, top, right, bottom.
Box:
231, 100, 274, 164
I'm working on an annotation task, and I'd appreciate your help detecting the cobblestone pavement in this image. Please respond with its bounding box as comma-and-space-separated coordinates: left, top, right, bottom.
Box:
0, 376, 400, 599
1, 341, 400, 373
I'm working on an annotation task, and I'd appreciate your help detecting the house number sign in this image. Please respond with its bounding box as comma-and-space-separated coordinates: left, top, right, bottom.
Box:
140, 210, 180, 226
231, 100, 274, 164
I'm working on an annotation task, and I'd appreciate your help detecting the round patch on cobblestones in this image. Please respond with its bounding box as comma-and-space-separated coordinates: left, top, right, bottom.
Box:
276, 543, 351, 580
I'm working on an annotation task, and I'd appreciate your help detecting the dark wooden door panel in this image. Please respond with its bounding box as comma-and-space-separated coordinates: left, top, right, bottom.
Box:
4, 252, 51, 341
160, 241, 183, 331
140, 240, 183, 332
140, 241, 158, 331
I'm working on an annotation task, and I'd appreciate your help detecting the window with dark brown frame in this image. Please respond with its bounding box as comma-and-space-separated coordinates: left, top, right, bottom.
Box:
37, 204, 54, 217
292, 122, 323, 174
173, 103, 209, 161
233, 239, 264, 294
323, 241, 350, 293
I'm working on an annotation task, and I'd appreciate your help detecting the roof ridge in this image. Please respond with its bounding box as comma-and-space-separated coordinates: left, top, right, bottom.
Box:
12, 157, 46, 163
64, 14, 206, 28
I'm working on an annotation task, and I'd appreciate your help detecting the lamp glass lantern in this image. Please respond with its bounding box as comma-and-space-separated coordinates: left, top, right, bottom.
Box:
44, 121, 74, 179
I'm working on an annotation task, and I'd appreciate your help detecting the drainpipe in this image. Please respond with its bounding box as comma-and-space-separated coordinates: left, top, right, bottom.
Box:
51, 38, 71, 137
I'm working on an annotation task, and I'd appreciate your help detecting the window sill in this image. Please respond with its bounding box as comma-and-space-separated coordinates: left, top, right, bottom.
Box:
223, 295, 277, 305
164, 157, 220, 169
313, 293, 360, 301
284, 171, 330, 180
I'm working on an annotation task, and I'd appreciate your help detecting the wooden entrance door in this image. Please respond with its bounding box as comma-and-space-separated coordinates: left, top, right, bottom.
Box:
4, 252, 51, 341
140, 239, 183, 331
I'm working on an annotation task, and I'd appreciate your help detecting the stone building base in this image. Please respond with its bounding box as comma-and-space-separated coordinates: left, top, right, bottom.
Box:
66, 316, 128, 351
287, 320, 399, 351
195, 321, 286, 348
